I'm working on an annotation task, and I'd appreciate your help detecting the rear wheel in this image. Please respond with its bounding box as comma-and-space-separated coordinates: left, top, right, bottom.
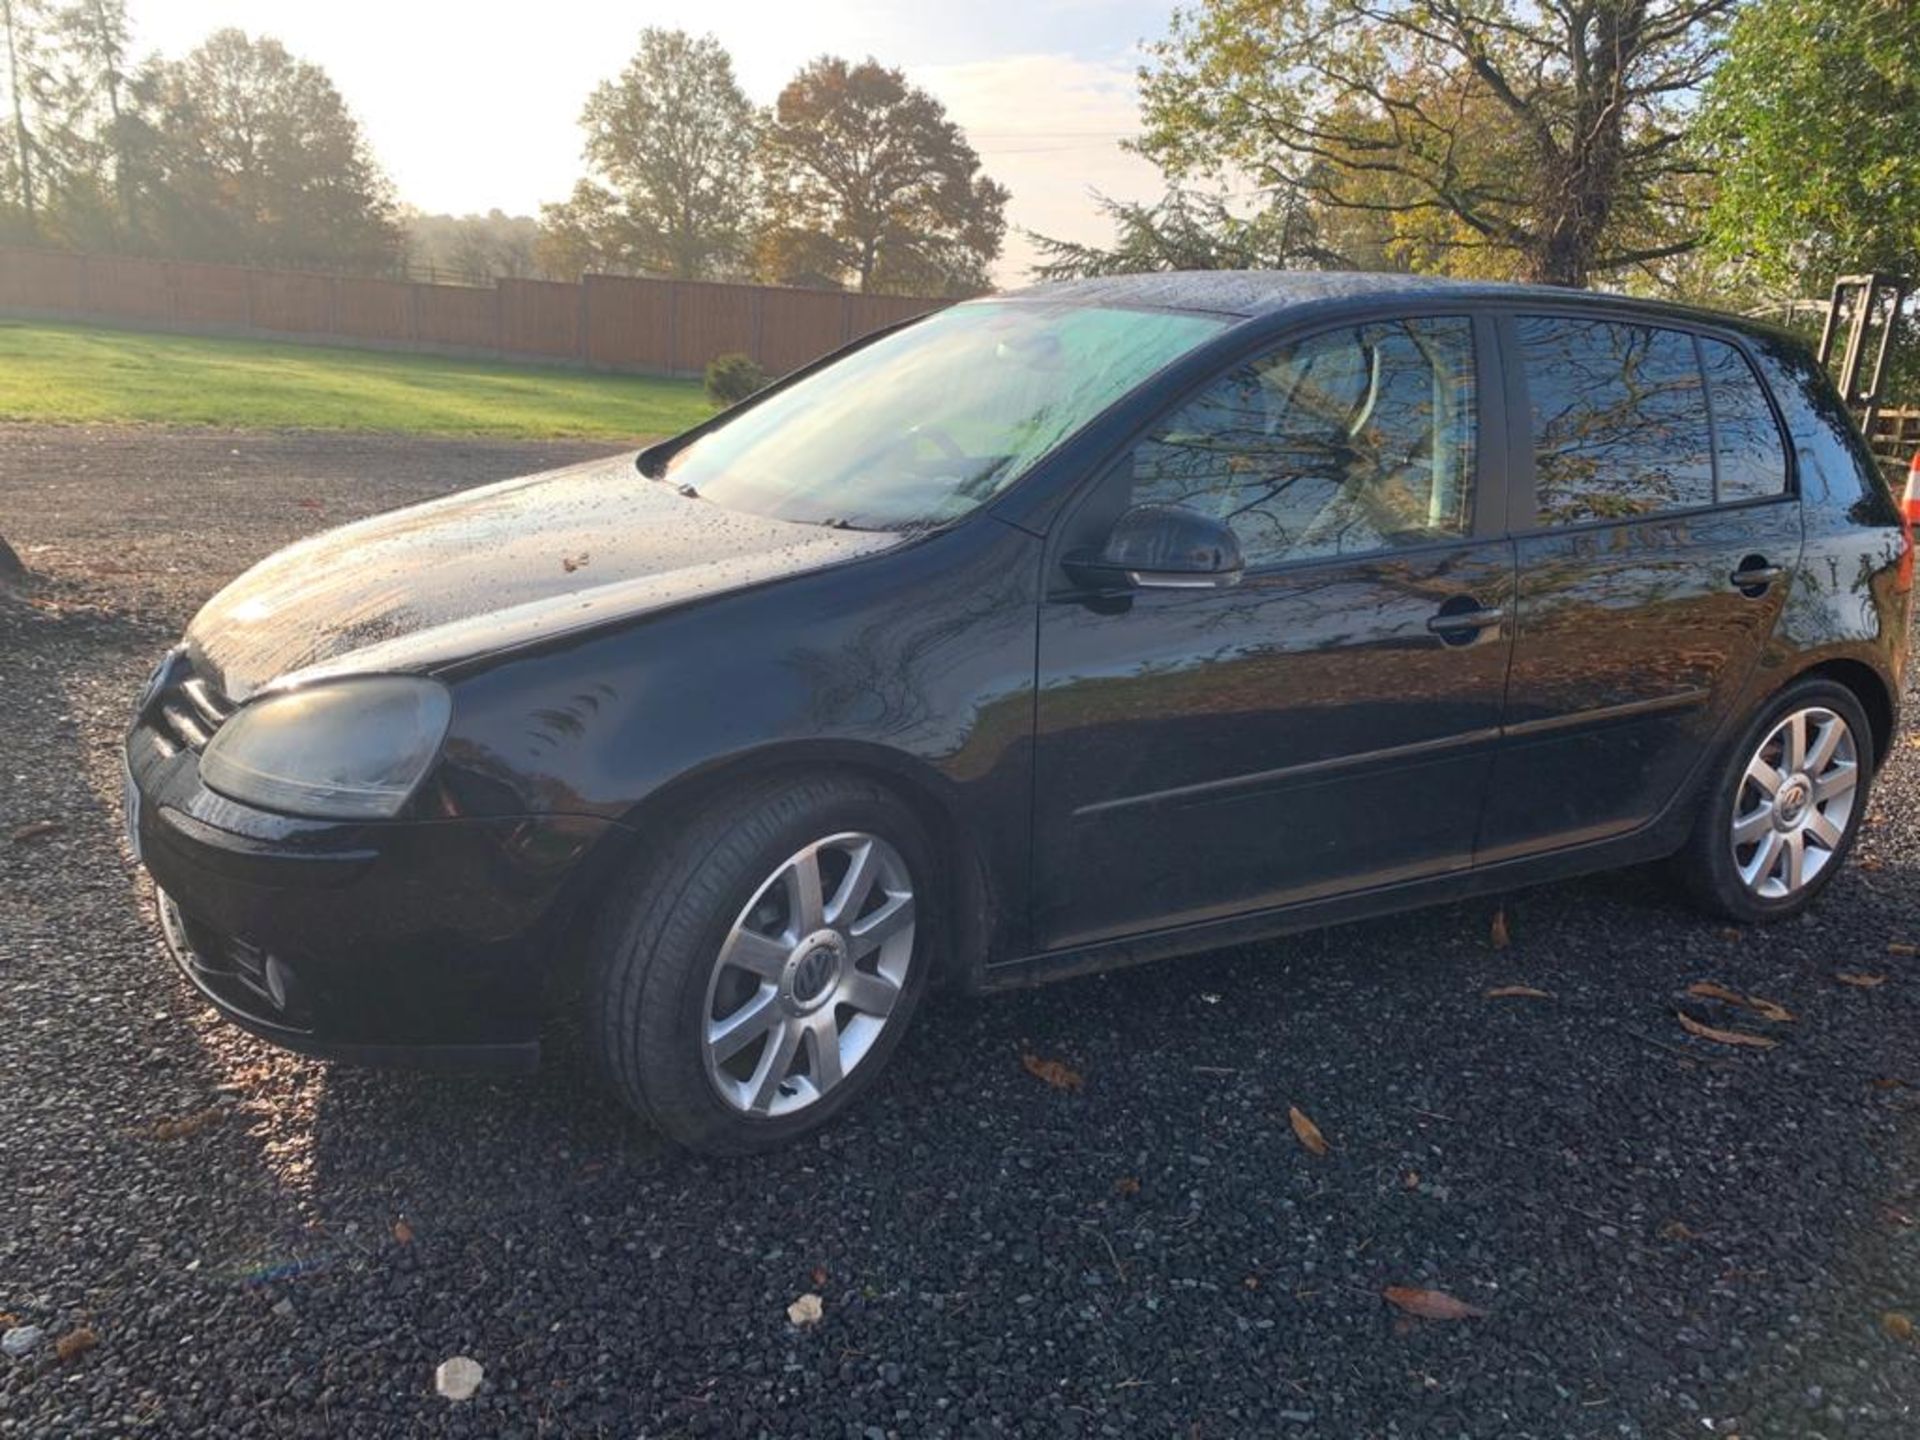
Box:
1677, 678, 1874, 924
588, 773, 936, 1153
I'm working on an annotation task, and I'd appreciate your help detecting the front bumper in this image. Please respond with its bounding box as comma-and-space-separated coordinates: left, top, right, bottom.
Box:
128, 681, 631, 1068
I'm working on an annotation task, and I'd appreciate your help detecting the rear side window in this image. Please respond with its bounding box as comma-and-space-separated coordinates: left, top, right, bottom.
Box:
1518, 316, 1714, 525
1701, 337, 1789, 501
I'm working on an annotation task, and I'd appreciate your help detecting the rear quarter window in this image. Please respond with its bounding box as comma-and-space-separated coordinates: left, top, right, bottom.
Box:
1745, 332, 1900, 525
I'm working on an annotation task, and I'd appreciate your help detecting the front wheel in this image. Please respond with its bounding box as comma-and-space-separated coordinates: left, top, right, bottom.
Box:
588, 773, 936, 1154
1677, 678, 1875, 924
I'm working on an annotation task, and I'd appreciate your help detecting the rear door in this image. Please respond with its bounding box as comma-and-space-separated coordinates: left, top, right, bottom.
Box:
1477, 312, 1803, 861
1031, 312, 1516, 950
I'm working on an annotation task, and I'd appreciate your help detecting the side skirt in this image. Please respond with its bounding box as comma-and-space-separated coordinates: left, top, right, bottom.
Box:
977, 804, 1695, 993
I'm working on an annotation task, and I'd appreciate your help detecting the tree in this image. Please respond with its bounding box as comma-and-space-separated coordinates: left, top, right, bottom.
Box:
0, 0, 47, 238
405, 209, 544, 281
757, 56, 1006, 296
1137, 0, 1734, 287
1700, 0, 1920, 296
539, 29, 758, 280
138, 29, 399, 270
1028, 186, 1338, 280
47, 0, 134, 240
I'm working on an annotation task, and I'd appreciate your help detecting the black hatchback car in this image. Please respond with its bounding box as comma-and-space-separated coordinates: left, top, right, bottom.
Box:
127, 272, 1911, 1152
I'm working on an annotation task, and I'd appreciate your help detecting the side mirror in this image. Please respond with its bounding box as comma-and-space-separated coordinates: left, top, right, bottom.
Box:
1064, 503, 1245, 591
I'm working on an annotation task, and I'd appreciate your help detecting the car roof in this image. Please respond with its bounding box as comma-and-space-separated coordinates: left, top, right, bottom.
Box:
1002, 269, 1791, 342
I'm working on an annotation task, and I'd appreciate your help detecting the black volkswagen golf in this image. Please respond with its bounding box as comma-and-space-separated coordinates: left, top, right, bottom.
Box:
127, 272, 1912, 1152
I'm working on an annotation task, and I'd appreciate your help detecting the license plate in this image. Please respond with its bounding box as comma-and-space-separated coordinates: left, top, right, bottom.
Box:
123, 757, 143, 864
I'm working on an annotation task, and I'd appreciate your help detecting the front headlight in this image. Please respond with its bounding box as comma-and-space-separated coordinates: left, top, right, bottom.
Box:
199, 677, 452, 820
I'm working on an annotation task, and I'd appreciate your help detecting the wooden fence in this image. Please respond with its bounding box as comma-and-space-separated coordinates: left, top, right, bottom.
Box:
0, 245, 951, 378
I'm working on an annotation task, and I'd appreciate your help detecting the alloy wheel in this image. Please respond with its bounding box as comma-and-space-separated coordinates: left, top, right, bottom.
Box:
1729, 705, 1860, 900
700, 831, 916, 1117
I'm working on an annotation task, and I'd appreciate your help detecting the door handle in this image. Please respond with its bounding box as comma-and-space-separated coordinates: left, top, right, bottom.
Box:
1427, 606, 1505, 636
1729, 563, 1785, 593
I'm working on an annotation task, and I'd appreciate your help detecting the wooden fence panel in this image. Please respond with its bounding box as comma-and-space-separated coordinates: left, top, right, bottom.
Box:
334, 276, 415, 342
759, 287, 851, 376
0, 248, 84, 310
583, 274, 674, 371
671, 281, 758, 373
170, 261, 251, 326
249, 270, 334, 333
499, 277, 580, 358
414, 284, 497, 349
81, 255, 172, 319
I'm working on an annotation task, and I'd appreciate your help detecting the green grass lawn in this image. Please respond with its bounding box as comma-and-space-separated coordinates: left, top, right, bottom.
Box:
0, 320, 715, 440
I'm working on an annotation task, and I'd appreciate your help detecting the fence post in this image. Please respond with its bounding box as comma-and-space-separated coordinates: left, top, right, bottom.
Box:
494, 279, 507, 359
577, 275, 590, 364
751, 287, 767, 369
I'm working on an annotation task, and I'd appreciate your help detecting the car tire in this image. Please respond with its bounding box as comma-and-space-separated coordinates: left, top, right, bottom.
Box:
587, 772, 938, 1154
1676, 677, 1876, 925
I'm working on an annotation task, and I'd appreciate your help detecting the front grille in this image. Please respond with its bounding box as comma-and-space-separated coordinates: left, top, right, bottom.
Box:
150, 663, 235, 754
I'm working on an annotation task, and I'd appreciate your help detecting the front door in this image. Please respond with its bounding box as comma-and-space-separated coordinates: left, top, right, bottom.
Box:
1477, 314, 1804, 860
1032, 313, 1516, 951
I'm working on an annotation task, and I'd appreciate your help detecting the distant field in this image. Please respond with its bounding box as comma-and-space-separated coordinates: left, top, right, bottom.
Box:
0, 320, 714, 439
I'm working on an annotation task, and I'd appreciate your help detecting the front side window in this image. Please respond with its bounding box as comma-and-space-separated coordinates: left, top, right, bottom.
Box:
1124, 316, 1477, 569
667, 301, 1229, 531
1519, 316, 1715, 526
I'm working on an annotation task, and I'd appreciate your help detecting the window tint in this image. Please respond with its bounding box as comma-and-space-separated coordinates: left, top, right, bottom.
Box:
1126, 316, 1476, 568
1518, 317, 1713, 525
1701, 337, 1789, 501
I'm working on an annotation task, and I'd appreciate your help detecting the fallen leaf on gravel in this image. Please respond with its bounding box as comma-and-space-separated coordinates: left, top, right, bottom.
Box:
1676, 1011, 1777, 1049
1243, 1274, 1260, 1289
1718, 927, 1743, 942
1021, 1053, 1083, 1092
54, 1328, 96, 1362
811, 1265, 828, 1287
561, 552, 591, 573
1484, 984, 1551, 999
1383, 1286, 1486, 1321
1686, 981, 1794, 1023
391, 1220, 414, 1245
786, 1293, 823, 1326
9, 820, 62, 844
1112, 1176, 1141, 1197
1404, 1171, 1420, 1189
1871, 1077, 1912, 1090
1890, 942, 1918, 957
1490, 909, 1510, 950
1288, 1105, 1330, 1157
1657, 1219, 1697, 1242
1884, 1311, 1915, 1342
1840, 972, 1888, 988
434, 1356, 484, 1401
149, 1107, 223, 1141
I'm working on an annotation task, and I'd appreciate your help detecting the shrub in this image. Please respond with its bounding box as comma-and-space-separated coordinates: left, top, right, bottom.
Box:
705, 353, 769, 408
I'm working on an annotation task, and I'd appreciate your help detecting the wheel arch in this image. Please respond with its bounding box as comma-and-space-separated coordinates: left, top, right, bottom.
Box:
1789, 656, 1897, 770
612, 741, 1004, 991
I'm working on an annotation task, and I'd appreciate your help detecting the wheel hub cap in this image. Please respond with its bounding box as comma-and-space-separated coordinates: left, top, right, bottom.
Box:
785, 930, 845, 1012
1774, 776, 1811, 828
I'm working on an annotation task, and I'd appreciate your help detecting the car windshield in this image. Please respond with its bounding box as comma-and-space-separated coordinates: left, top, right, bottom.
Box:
664, 300, 1231, 530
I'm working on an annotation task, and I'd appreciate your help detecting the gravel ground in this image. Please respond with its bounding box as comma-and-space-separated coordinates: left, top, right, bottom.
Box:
5, 422, 1920, 1438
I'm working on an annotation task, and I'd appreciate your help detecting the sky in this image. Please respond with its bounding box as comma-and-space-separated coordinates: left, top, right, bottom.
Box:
130, 0, 1180, 286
